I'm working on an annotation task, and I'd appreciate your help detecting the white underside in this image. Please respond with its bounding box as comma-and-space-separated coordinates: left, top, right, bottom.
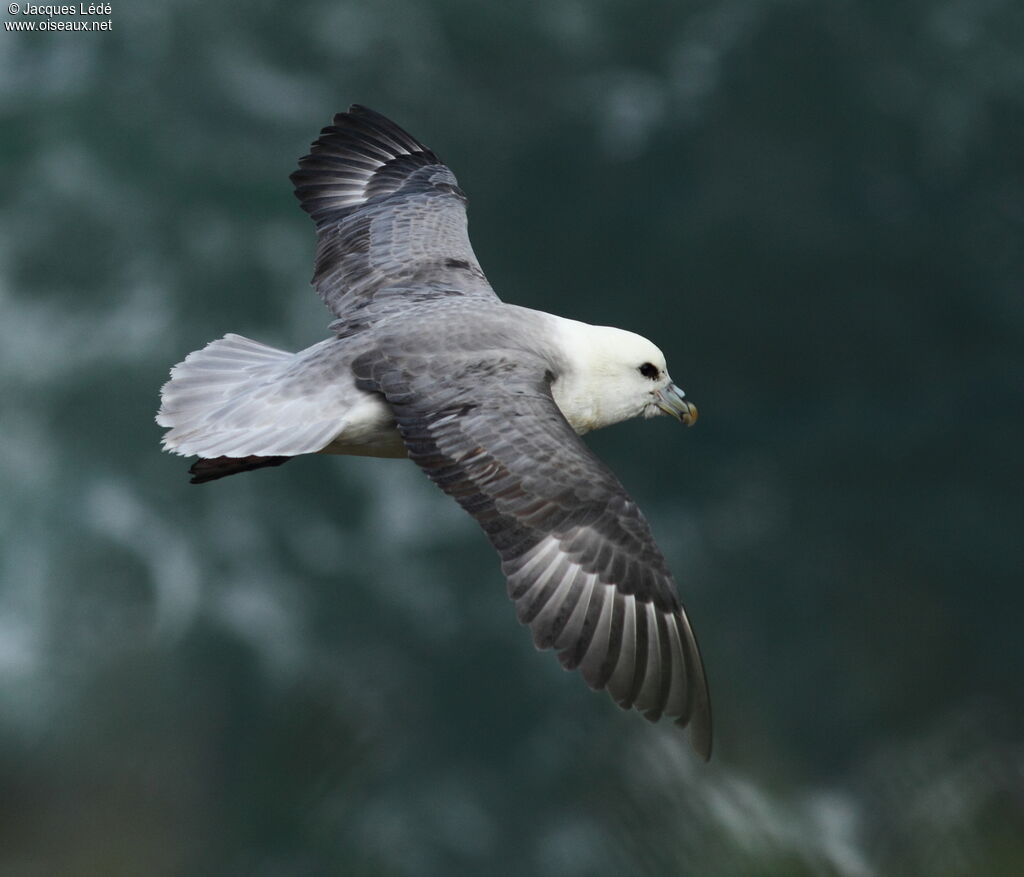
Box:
320, 398, 406, 458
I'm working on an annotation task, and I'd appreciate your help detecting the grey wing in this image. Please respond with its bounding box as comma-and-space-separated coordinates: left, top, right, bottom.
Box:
291, 105, 499, 331
356, 351, 712, 759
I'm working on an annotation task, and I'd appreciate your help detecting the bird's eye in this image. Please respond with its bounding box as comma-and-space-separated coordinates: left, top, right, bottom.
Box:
638, 362, 659, 380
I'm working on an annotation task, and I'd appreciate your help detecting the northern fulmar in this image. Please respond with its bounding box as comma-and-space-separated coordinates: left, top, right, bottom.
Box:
157, 106, 712, 759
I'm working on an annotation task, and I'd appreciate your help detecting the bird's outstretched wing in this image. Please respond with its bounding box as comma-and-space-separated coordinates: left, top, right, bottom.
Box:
355, 346, 712, 759
291, 105, 499, 331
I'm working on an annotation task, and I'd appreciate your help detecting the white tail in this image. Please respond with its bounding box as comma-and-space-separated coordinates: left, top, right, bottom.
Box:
157, 334, 347, 459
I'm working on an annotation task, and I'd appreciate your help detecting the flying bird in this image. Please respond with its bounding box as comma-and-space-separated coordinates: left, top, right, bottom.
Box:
157, 106, 712, 759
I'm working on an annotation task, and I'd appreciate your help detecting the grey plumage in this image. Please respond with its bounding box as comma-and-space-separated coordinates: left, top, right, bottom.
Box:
290, 105, 498, 335
351, 315, 710, 754
158, 105, 712, 758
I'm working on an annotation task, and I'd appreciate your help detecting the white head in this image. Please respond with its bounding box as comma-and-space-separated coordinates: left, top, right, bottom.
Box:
550, 320, 698, 434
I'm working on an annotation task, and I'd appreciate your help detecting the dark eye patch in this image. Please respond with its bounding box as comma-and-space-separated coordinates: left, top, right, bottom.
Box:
639, 362, 659, 380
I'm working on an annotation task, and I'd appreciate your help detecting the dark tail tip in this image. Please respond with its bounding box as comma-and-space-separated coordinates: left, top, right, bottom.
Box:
189, 455, 291, 484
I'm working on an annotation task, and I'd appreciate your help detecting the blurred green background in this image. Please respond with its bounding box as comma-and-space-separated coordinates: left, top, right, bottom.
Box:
2, 1, 1022, 874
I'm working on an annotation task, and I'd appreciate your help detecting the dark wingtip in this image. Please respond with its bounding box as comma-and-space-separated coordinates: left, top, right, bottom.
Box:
685, 717, 713, 762
290, 105, 440, 224
676, 687, 713, 761
188, 455, 291, 484
345, 103, 383, 121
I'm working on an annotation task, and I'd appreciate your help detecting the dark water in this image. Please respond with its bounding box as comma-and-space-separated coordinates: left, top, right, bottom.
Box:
2, 1, 1022, 874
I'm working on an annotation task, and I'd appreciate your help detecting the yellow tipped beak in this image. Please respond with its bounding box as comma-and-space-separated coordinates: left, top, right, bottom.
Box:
655, 384, 698, 426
